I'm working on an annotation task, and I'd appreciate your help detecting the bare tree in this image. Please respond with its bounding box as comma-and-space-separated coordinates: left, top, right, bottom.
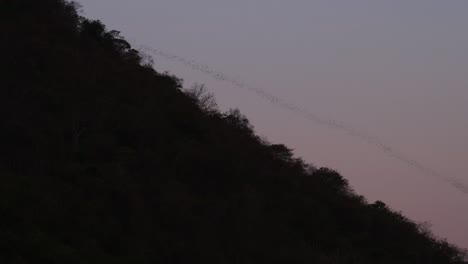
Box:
185, 83, 218, 113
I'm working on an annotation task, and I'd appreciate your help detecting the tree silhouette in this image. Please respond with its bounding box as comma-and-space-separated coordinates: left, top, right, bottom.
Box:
185, 83, 218, 113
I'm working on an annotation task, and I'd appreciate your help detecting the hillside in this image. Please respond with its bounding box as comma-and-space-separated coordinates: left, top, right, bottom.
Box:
0, 0, 466, 263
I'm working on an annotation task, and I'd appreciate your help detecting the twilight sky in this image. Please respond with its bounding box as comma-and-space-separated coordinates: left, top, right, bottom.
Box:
78, 0, 468, 249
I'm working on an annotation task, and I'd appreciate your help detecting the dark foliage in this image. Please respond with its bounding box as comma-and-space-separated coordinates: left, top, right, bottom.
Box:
0, 0, 466, 263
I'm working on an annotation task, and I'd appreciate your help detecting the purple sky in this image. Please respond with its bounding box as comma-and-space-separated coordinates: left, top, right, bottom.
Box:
78, 0, 468, 249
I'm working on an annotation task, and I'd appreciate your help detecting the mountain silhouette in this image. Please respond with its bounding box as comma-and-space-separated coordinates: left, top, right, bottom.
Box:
0, 0, 466, 263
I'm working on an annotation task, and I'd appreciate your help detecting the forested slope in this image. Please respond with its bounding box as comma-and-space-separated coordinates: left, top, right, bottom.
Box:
0, 0, 466, 263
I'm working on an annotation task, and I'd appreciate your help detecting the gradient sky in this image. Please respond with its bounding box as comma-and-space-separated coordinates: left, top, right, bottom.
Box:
78, 0, 468, 249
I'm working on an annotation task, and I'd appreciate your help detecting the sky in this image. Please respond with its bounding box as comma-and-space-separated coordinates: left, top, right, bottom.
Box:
77, 0, 468, 249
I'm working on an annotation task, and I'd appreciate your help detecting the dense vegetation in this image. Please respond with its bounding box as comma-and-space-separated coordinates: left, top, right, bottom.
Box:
0, 0, 466, 263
